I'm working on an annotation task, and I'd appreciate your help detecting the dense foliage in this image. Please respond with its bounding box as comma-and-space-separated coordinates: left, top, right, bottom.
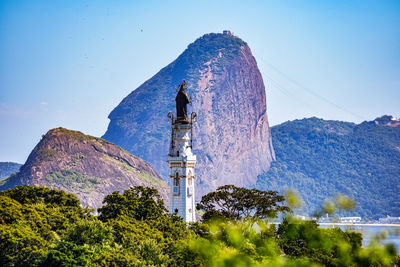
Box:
197, 185, 291, 222
0, 186, 88, 266
0, 186, 192, 266
98, 186, 167, 222
255, 117, 400, 219
0, 185, 398, 266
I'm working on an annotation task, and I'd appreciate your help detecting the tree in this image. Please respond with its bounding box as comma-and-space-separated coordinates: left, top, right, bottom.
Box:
41, 241, 93, 267
0, 224, 48, 267
275, 217, 399, 267
98, 186, 167, 222
0, 185, 81, 208
65, 219, 113, 246
0, 186, 93, 267
196, 185, 291, 222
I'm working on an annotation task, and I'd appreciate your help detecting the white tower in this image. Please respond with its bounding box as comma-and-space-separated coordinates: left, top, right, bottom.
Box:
167, 81, 197, 223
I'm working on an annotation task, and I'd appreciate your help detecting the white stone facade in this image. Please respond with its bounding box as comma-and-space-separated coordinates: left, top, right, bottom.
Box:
167, 123, 196, 222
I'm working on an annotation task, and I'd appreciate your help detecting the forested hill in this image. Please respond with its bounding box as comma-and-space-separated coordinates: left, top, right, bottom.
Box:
255, 115, 400, 220
0, 128, 168, 209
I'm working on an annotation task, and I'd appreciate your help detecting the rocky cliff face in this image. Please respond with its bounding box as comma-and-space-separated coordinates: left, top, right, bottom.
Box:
103, 32, 275, 197
0, 128, 168, 209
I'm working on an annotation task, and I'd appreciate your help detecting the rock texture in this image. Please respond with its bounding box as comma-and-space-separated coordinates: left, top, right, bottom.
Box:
0, 128, 168, 209
103, 32, 275, 197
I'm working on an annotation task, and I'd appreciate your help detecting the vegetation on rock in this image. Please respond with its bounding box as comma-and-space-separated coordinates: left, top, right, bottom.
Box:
44, 170, 102, 193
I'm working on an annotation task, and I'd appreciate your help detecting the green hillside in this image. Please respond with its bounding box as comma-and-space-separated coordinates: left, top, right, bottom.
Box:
255, 116, 400, 220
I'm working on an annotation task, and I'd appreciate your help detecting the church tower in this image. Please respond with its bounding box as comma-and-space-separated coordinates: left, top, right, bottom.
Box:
167, 81, 197, 222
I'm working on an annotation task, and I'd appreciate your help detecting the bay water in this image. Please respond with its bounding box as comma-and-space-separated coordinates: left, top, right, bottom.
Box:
320, 224, 400, 253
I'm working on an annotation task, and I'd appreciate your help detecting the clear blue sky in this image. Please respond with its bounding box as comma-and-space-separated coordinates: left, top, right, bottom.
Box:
1, 0, 399, 163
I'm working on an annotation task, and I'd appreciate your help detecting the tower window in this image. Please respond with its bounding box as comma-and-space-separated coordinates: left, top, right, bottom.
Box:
173, 172, 180, 195
174, 172, 180, 186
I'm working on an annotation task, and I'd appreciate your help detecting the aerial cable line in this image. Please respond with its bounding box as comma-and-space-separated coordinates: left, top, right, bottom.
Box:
265, 73, 319, 114
262, 71, 322, 115
258, 56, 366, 120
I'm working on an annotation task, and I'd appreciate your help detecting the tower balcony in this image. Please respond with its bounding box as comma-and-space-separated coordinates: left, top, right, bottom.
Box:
167, 155, 197, 163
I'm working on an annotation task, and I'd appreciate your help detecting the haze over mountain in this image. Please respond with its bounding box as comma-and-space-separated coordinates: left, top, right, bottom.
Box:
0, 128, 168, 209
0, 162, 22, 179
255, 115, 400, 219
103, 32, 275, 197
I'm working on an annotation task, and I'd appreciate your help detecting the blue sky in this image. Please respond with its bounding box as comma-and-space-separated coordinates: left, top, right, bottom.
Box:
1, 0, 399, 163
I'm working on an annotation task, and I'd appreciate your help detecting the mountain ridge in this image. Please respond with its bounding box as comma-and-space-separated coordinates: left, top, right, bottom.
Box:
255, 115, 400, 219
0, 127, 168, 209
103, 32, 275, 197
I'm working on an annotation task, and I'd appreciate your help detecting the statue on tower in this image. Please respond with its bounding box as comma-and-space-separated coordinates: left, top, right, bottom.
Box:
168, 80, 197, 223
175, 81, 191, 123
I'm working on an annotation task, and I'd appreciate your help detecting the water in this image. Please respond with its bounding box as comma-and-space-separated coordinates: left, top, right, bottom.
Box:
320, 224, 400, 253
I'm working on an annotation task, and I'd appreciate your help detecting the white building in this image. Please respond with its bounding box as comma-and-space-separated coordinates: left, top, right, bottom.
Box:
167, 82, 197, 223
340, 217, 362, 223
378, 216, 400, 224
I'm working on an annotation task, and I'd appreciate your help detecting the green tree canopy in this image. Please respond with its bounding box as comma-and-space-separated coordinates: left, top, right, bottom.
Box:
0, 185, 398, 266
0, 186, 90, 266
98, 186, 167, 222
196, 185, 291, 222
0, 185, 81, 207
